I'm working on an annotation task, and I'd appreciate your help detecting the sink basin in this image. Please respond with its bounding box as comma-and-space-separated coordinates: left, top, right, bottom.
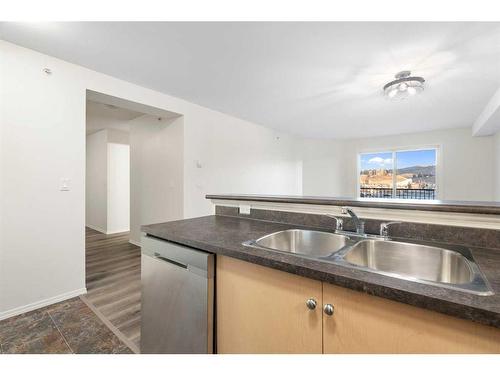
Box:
248, 229, 348, 257
244, 229, 492, 295
343, 240, 473, 284
341, 239, 492, 295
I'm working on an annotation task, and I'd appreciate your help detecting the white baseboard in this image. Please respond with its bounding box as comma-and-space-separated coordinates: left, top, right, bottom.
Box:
85, 223, 107, 234
129, 239, 141, 247
107, 228, 130, 235
0, 288, 87, 322
86, 224, 130, 235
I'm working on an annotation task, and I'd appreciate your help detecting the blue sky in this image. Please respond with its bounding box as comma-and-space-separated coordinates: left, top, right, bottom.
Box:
360, 149, 436, 170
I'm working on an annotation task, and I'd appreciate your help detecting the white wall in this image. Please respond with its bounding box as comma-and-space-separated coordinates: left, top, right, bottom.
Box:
0, 40, 301, 317
1, 41, 87, 316
129, 115, 184, 244
85, 130, 108, 232
302, 128, 495, 201
107, 141, 130, 233
85, 128, 130, 234
301, 138, 349, 197
183, 121, 302, 217
86, 109, 180, 242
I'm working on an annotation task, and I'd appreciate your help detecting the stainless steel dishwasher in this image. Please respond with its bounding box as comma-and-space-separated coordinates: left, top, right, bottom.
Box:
140, 234, 214, 353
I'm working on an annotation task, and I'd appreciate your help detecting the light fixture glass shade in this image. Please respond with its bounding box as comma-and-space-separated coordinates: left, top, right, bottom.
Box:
383, 71, 425, 100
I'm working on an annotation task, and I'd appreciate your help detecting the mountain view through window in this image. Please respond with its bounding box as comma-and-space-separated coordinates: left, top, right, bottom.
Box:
359, 149, 437, 199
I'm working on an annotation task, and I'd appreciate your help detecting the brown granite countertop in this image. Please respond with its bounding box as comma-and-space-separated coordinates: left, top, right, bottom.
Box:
142, 215, 500, 329
206, 194, 500, 215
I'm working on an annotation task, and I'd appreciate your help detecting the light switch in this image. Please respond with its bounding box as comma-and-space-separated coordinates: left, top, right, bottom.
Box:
60, 178, 70, 191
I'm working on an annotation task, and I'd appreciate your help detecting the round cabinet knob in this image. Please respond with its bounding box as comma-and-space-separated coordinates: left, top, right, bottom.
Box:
323, 304, 334, 316
306, 298, 317, 310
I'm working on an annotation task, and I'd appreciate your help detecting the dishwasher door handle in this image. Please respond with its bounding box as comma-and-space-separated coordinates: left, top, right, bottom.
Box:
154, 252, 188, 269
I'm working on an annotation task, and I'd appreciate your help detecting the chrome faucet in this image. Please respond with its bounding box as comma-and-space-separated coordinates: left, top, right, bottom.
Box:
325, 214, 344, 231
380, 221, 402, 239
341, 207, 365, 235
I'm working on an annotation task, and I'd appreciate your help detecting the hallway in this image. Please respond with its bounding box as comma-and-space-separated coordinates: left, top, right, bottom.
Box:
82, 227, 141, 353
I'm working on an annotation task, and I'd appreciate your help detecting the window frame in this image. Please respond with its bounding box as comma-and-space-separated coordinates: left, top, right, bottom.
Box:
357, 145, 441, 200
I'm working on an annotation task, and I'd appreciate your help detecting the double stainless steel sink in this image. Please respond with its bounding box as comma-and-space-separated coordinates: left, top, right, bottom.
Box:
243, 229, 493, 295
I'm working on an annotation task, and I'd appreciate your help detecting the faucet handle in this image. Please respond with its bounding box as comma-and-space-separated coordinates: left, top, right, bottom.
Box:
357, 220, 365, 235
341, 206, 349, 215
325, 214, 343, 231
380, 221, 402, 238
336, 218, 343, 231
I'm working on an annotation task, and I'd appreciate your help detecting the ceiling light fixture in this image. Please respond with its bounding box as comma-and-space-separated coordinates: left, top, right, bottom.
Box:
383, 71, 425, 100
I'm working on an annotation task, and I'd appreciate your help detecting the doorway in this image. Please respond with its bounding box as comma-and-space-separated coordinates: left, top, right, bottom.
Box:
83, 91, 183, 353
84, 99, 143, 352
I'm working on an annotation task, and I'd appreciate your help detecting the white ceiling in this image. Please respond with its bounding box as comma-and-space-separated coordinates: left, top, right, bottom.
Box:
2, 22, 500, 139
86, 100, 144, 135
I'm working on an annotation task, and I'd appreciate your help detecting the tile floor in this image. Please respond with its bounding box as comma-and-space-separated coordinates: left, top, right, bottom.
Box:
0, 297, 133, 354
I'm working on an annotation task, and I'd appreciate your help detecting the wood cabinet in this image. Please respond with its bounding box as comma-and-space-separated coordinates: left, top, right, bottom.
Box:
322, 283, 500, 354
216, 256, 500, 354
216, 255, 323, 353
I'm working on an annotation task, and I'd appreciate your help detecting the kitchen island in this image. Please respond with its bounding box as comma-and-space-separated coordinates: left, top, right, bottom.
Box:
141, 197, 500, 353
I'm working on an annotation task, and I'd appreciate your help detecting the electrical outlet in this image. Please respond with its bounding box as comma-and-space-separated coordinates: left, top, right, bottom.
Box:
239, 205, 251, 215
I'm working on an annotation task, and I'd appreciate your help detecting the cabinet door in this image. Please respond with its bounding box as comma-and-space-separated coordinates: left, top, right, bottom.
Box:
216, 256, 323, 353
323, 283, 500, 353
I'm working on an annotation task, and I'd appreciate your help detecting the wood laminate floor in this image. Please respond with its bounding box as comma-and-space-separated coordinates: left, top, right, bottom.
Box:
82, 227, 141, 353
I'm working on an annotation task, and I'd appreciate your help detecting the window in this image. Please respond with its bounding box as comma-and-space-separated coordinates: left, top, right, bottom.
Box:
359, 148, 437, 200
